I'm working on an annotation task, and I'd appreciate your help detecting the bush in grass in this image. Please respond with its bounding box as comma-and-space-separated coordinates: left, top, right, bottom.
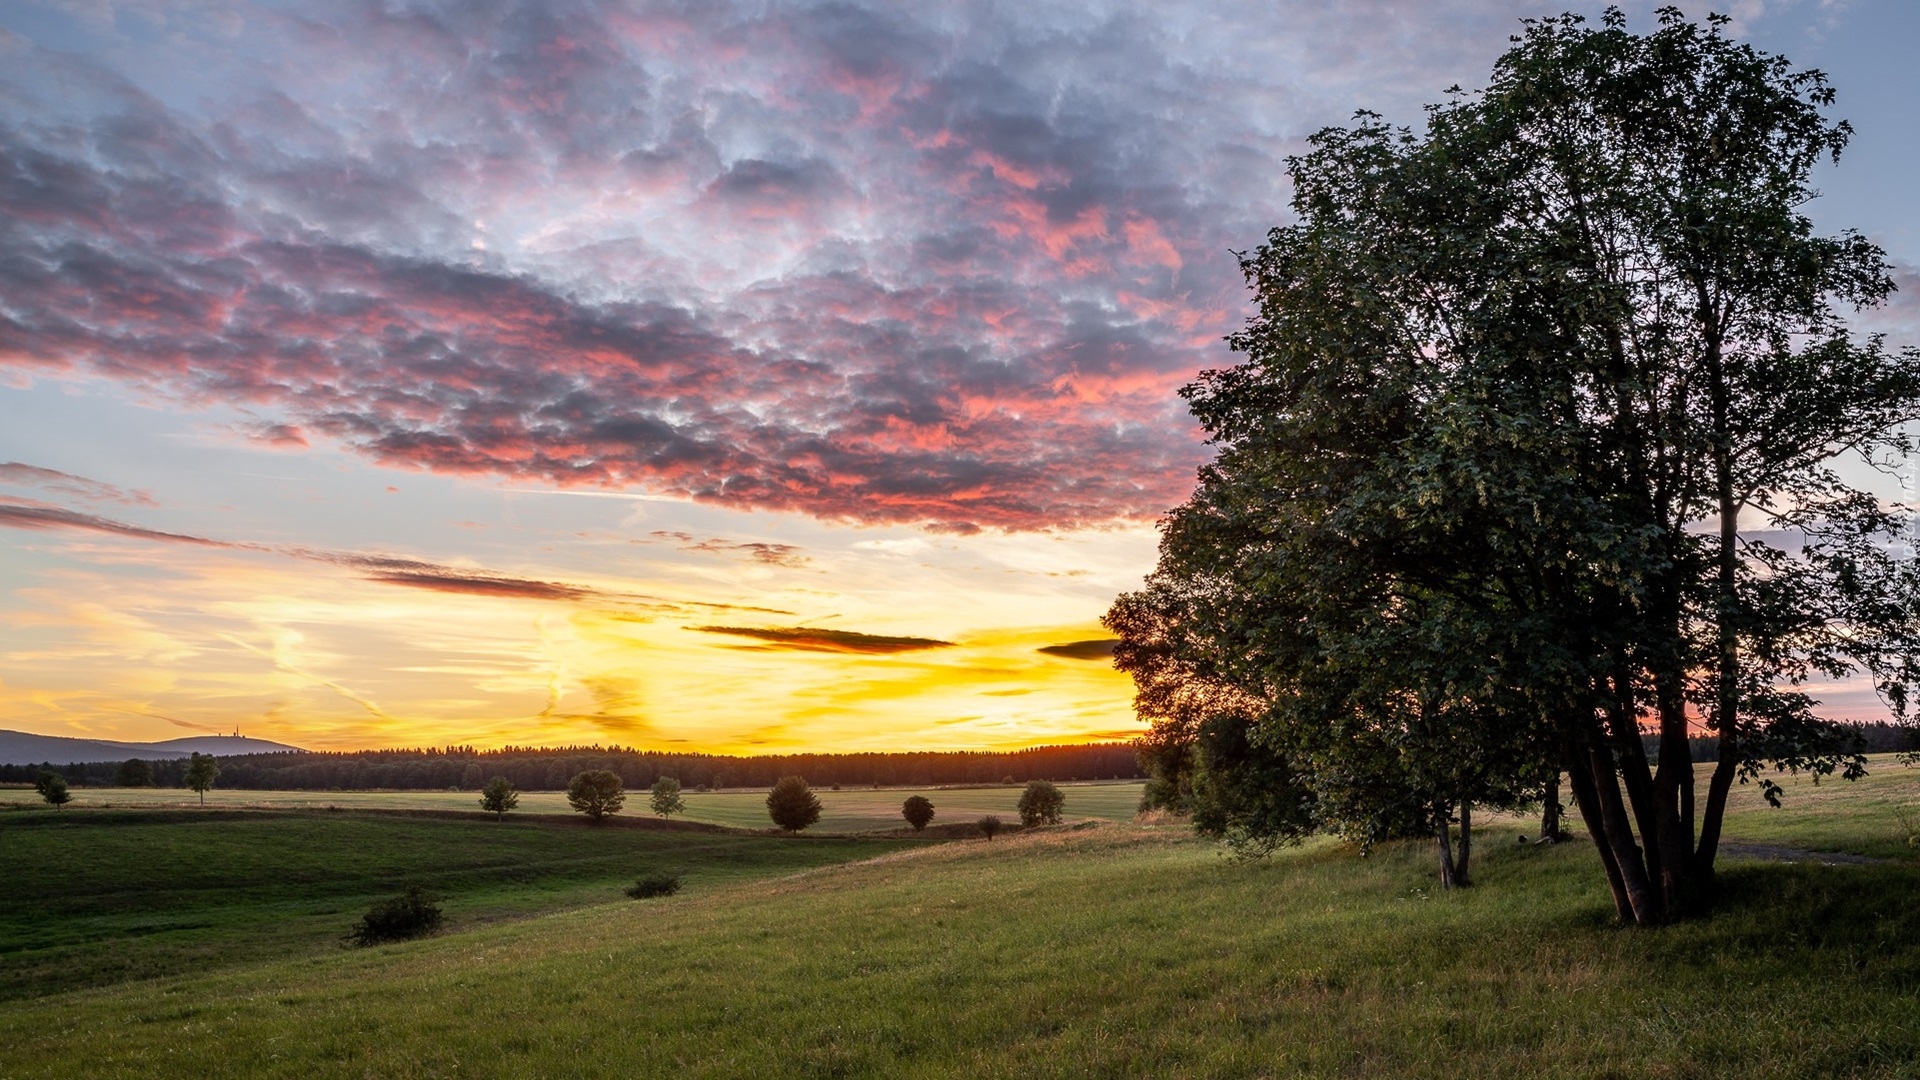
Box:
1017, 780, 1065, 827
480, 776, 519, 821
901, 795, 935, 831
766, 776, 822, 832
625, 872, 682, 899
649, 776, 685, 818
35, 770, 70, 809
978, 814, 1003, 841
567, 770, 625, 821
114, 758, 152, 787
349, 886, 443, 946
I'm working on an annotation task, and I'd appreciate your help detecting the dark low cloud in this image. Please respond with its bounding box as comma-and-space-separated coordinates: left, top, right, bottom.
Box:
689, 625, 956, 653
0, 500, 238, 547
1037, 638, 1119, 660
0, 463, 157, 506
0, 495, 795, 612
360, 570, 592, 601
648, 530, 810, 567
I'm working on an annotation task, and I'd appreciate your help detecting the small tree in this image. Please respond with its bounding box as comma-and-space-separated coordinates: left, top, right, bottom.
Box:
766, 776, 822, 832
977, 814, 1003, 841
901, 795, 935, 831
184, 752, 219, 806
649, 776, 685, 818
35, 770, 70, 809
114, 758, 152, 788
479, 776, 519, 821
1017, 780, 1065, 827
567, 770, 625, 821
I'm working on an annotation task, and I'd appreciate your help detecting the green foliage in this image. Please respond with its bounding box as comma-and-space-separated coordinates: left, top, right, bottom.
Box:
624, 872, 682, 899
766, 776, 821, 832
566, 770, 625, 821
649, 776, 685, 818
901, 795, 935, 831
34, 771, 69, 809
348, 885, 443, 946
184, 753, 220, 806
1016, 781, 1064, 827
479, 776, 518, 820
976, 814, 1002, 840
113, 759, 151, 788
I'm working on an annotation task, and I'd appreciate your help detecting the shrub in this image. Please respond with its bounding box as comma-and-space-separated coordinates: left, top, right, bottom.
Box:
649, 776, 685, 818
1018, 780, 1065, 827
35, 771, 70, 809
625, 872, 683, 899
901, 795, 935, 831
978, 814, 1003, 841
767, 776, 822, 832
350, 886, 443, 946
567, 770, 625, 821
479, 776, 519, 820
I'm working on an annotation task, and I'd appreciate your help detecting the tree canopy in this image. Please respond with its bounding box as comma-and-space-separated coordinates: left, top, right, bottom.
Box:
479, 776, 519, 821
650, 776, 686, 818
35, 770, 70, 809
901, 795, 935, 831
1017, 781, 1065, 827
184, 753, 220, 807
566, 770, 625, 821
766, 776, 822, 832
1109, 8, 1920, 922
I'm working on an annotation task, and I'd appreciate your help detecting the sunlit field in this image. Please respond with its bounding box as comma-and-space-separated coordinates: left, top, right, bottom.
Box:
0, 779, 1148, 832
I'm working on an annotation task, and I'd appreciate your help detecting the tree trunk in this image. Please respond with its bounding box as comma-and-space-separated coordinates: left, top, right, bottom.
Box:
1566, 743, 1634, 922
1435, 822, 1457, 889
1583, 737, 1663, 925
1456, 800, 1472, 886
1696, 291, 1741, 908
1539, 772, 1563, 842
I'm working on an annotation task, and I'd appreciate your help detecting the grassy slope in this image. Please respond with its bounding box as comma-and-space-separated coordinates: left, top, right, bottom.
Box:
4, 826, 1918, 1079
0, 810, 913, 1002
0, 780, 1147, 832
3, 762, 1917, 1078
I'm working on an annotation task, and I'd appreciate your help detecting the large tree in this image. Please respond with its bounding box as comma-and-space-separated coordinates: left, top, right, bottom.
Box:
1110, 9, 1920, 920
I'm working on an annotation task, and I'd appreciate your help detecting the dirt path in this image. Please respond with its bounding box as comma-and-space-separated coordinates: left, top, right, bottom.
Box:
1717, 841, 1887, 866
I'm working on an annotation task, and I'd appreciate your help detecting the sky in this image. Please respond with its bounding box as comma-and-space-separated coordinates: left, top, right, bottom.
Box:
1, 1, 1916, 755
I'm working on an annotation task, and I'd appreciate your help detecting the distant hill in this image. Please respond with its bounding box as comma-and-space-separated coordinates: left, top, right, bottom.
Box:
0, 729, 305, 767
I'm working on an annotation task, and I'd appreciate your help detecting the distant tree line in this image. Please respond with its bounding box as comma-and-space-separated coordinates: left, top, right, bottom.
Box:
0, 742, 1146, 790
1648, 722, 1915, 764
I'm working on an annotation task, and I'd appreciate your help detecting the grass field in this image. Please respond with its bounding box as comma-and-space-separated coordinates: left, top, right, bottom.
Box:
0, 810, 916, 1003
0, 780, 1147, 832
2, 759, 1917, 1078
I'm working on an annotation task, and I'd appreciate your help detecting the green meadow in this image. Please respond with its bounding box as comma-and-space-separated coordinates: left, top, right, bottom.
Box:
1, 762, 1917, 1078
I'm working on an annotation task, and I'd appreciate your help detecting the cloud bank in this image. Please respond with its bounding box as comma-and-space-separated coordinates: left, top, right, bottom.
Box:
0, 1, 1613, 530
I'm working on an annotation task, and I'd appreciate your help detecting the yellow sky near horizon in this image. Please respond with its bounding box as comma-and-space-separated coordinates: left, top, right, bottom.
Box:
0, 445, 1152, 754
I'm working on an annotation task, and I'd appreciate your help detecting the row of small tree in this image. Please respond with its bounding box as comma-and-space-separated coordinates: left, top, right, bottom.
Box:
477, 771, 1069, 835
30, 753, 222, 808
